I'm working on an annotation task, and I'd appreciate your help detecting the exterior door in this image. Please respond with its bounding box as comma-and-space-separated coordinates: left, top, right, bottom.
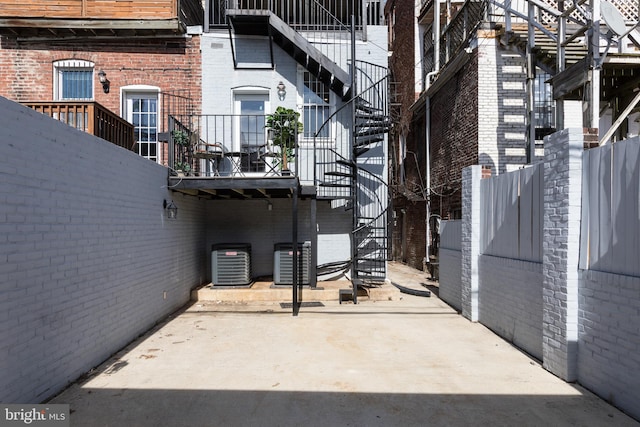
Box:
125, 92, 159, 162
234, 93, 269, 172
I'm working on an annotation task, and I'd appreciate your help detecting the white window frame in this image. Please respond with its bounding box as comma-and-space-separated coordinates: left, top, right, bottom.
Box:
121, 85, 161, 163
52, 59, 95, 101
297, 66, 335, 145
232, 87, 270, 153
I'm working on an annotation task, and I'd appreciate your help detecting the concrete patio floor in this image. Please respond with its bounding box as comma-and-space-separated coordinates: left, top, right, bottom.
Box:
49, 263, 639, 426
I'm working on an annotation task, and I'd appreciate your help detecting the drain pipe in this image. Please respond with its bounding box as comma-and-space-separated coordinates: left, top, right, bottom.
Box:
434, 0, 441, 73
424, 0, 441, 273
424, 70, 438, 273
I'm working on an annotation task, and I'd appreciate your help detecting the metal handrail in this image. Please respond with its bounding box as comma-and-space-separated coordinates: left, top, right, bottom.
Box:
167, 113, 303, 178
212, 0, 364, 29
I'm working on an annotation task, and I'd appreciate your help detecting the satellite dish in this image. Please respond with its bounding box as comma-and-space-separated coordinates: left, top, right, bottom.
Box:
601, 1, 627, 37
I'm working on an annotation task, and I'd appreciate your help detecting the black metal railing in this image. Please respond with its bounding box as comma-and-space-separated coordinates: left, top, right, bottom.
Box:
440, 0, 487, 67
179, 0, 206, 26
423, 23, 435, 86
167, 113, 303, 178
209, 0, 373, 29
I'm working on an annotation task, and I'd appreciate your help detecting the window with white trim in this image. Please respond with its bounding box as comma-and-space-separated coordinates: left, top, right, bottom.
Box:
300, 70, 332, 140
53, 60, 94, 100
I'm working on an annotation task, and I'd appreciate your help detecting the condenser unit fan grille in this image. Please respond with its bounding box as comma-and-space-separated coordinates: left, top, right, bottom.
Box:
211, 243, 252, 285
273, 241, 311, 285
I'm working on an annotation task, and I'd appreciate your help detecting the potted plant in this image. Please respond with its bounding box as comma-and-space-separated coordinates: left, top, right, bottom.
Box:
171, 129, 192, 176
265, 107, 303, 174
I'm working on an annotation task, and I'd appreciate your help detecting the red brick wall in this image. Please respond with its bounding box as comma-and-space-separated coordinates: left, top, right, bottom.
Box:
387, 0, 429, 270
429, 52, 479, 219
387, 0, 418, 135
0, 36, 201, 117
391, 198, 427, 270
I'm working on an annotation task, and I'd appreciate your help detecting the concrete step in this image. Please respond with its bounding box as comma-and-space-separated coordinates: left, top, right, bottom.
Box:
192, 279, 400, 303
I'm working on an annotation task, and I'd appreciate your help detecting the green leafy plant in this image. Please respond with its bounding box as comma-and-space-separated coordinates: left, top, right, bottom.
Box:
171, 129, 190, 146
171, 129, 192, 174
265, 107, 303, 172
174, 161, 191, 174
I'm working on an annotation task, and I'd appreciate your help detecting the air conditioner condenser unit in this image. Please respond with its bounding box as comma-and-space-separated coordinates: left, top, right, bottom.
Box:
211, 243, 252, 286
273, 241, 311, 285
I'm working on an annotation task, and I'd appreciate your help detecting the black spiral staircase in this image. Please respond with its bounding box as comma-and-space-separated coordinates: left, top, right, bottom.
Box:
225, 1, 391, 301
316, 62, 391, 301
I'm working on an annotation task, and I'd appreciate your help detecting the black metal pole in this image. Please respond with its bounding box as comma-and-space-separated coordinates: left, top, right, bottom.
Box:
292, 183, 299, 316
310, 198, 317, 288
350, 16, 358, 304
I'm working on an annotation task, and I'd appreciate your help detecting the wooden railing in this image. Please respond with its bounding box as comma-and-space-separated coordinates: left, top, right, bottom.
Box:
2, 0, 177, 20
0, 0, 204, 30
25, 101, 135, 151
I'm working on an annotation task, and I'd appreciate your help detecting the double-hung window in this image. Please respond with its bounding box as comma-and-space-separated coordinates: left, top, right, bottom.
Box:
53, 60, 94, 100
301, 71, 332, 140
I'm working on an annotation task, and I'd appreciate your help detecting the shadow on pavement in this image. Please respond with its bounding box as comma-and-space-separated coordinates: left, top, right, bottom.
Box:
60, 388, 638, 427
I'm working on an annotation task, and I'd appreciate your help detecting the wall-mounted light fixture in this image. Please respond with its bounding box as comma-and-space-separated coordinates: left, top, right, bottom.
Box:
277, 81, 286, 101
163, 199, 178, 219
98, 70, 110, 94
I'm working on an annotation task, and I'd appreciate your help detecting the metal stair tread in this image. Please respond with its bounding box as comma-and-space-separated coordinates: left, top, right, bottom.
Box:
324, 171, 354, 177
319, 182, 351, 188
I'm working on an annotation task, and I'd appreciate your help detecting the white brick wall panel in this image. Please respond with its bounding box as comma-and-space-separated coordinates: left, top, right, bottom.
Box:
579, 270, 640, 421
0, 97, 207, 403
542, 128, 583, 382
204, 199, 351, 278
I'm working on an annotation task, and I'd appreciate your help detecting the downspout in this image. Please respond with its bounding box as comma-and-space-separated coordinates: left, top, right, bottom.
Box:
425, 0, 441, 272
434, 0, 441, 72
424, 70, 438, 272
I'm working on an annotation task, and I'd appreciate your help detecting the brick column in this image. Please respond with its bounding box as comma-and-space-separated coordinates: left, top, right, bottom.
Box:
461, 165, 482, 321
542, 128, 583, 381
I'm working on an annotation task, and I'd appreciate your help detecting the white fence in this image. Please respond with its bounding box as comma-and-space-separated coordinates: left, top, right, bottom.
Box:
480, 164, 543, 262
440, 130, 640, 421
440, 219, 462, 251
580, 139, 640, 276
439, 220, 463, 310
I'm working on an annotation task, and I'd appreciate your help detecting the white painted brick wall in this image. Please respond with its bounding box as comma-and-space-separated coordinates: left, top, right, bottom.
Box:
542, 128, 583, 381
479, 255, 543, 360
578, 252, 640, 420
454, 126, 640, 419
204, 199, 351, 278
202, 27, 388, 116
0, 97, 206, 403
202, 33, 300, 115
477, 39, 529, 175
461, 166, 481, 321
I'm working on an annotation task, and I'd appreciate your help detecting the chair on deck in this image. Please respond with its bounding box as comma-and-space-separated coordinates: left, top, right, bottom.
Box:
193, 141, 226, 176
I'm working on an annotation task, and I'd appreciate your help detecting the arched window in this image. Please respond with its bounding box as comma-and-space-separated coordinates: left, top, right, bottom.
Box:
53, 60, 95, 100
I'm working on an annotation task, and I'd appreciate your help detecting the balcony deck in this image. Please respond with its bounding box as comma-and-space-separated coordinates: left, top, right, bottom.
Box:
0, 0, 203, 38
167, 175, 312, 200
164, 113, 322, 199
25, 101, 135, 151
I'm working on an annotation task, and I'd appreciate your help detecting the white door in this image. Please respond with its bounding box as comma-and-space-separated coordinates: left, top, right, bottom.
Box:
234, 93, 269, 173
125, 92, 159, 162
